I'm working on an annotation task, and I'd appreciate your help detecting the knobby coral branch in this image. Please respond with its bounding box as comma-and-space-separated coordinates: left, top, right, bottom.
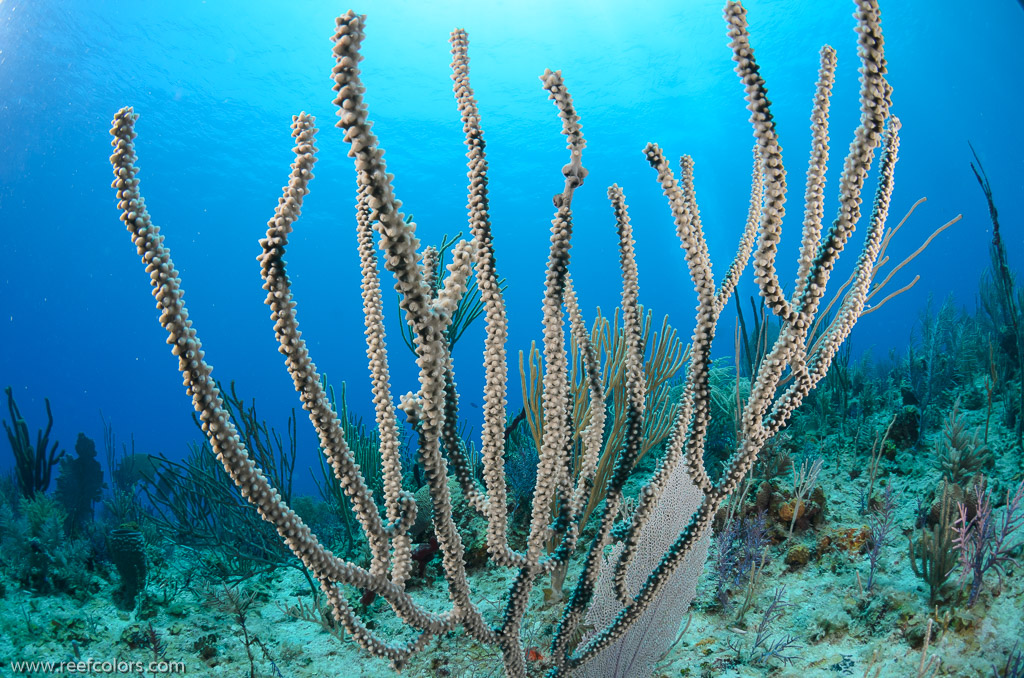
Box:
111, 1, 906, 675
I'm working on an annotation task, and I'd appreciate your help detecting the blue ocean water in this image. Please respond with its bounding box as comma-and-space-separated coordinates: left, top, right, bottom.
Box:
1, 0, 1021, 502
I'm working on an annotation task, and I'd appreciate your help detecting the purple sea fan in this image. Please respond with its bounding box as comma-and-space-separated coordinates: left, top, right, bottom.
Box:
952, 480, 1024, 606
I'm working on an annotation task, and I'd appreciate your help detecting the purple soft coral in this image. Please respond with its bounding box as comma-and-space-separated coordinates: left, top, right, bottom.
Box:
866, 483, 898, 591
952, 480, 1024, 606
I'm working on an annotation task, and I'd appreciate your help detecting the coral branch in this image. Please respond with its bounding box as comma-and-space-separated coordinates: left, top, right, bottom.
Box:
112, 2, 908, 675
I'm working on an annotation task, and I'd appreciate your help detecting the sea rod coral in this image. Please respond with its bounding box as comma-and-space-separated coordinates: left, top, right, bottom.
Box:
109, 1, 898, 675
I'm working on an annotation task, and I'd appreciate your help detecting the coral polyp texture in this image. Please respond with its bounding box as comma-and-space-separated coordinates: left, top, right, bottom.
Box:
104, 1, 906, 676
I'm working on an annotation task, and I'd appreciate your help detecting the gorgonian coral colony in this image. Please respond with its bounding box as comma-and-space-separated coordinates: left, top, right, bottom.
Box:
109, 0, 898, 675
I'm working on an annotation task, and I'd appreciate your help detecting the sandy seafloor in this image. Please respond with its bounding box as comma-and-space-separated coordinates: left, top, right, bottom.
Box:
1, 386, 1021, 678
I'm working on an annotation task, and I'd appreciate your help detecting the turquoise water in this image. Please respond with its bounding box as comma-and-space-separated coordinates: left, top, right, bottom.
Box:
2, 0, 1020, 457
